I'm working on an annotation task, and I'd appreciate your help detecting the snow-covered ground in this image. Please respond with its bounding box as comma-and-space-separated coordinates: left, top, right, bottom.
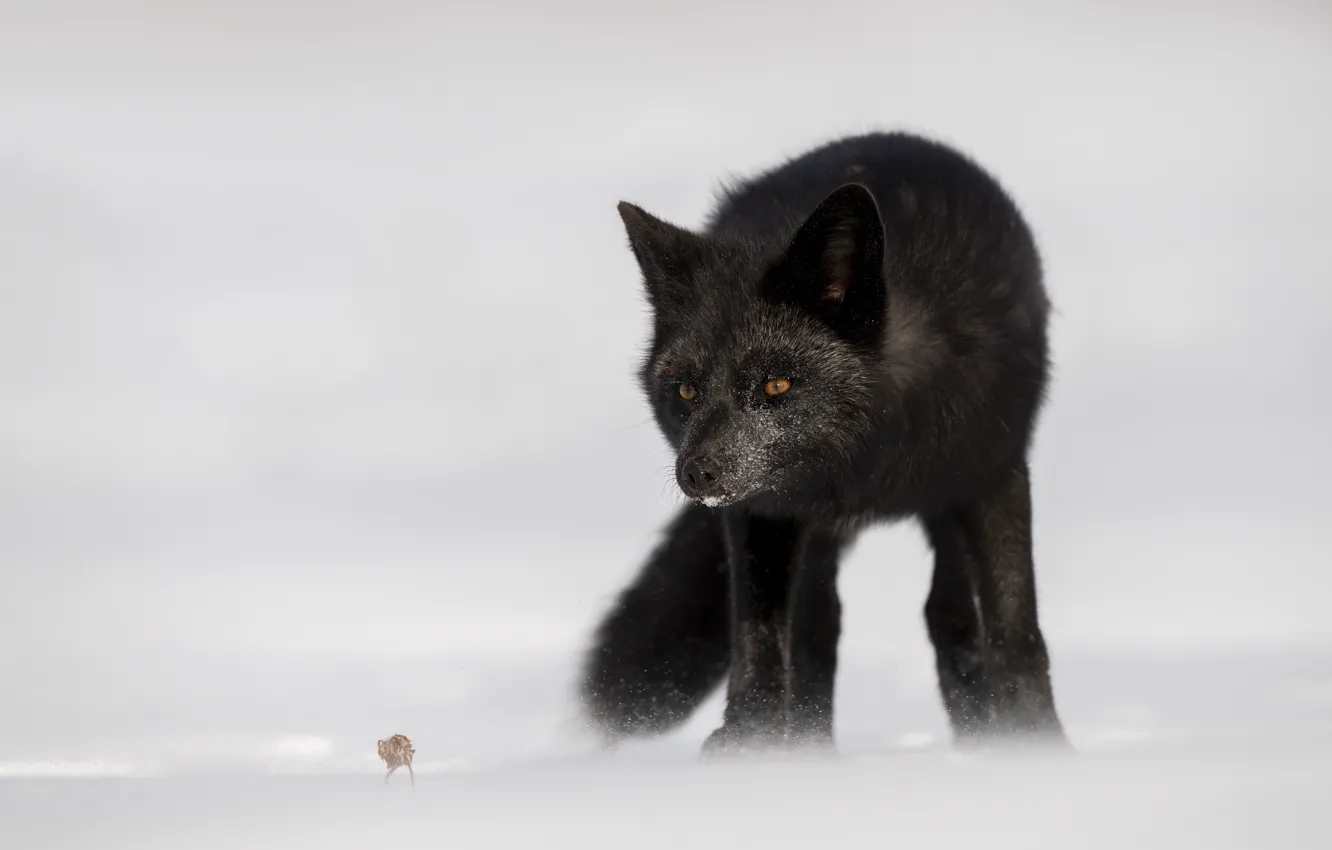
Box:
3, 644, 1331, 848
4, 746, 1330, 849
2, 1, 1331, 847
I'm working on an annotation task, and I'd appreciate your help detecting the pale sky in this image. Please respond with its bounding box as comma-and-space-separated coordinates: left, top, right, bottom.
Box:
1, 0, 1330, 767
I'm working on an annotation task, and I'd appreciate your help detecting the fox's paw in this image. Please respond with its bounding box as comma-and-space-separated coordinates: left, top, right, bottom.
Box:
700, 724, 786, 759
701, 726, 749, 759
981, 723, 1073, 755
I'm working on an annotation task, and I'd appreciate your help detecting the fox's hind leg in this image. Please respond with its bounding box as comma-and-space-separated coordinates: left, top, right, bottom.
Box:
406, 762, 415, 786
579, 503, 731, 745
959, 461, 1066, 743
922, 513, 993, 741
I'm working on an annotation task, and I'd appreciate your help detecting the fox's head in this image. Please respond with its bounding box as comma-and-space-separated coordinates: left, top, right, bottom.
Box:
619, 184, 888, 509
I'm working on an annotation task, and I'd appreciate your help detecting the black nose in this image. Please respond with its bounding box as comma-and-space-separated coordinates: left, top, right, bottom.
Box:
679, 456, 724, 497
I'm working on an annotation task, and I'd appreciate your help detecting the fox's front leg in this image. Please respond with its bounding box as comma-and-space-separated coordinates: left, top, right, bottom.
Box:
785, 530, 842, 749
703, 512, 804, 756
384, 765, 398, 784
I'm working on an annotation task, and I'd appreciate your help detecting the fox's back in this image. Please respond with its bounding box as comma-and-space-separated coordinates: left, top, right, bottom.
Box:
706, 132, 1045, 310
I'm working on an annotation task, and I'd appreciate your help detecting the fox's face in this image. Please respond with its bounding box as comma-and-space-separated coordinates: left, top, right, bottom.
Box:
619, 185, 887, 508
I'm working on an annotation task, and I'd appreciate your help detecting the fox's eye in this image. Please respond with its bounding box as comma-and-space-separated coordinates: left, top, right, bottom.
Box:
763, 378, 792, 396
678, 383, 697, 401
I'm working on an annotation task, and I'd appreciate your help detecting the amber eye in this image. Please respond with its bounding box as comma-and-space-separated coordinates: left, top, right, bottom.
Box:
678, 383, 697, 401
764, 378, 792, 396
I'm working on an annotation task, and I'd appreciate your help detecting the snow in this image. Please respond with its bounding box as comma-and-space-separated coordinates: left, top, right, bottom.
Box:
3, 0, 1331, 847
3, 747, 1329, 849
3, 647, 1330, 847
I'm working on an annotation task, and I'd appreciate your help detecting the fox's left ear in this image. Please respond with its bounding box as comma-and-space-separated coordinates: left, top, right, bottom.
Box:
767, 183, 886, 347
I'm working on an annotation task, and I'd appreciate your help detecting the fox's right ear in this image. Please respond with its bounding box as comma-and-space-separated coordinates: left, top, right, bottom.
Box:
617, 202, 702, 309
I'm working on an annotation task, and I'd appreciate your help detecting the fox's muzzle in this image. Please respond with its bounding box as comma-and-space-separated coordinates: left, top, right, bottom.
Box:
677, 454, 725, 500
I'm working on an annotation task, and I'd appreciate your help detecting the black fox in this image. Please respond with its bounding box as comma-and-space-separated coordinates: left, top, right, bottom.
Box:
580, 131, 1066, 755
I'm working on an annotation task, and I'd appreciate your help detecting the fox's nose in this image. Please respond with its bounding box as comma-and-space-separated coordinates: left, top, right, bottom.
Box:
679, 456, 724, 498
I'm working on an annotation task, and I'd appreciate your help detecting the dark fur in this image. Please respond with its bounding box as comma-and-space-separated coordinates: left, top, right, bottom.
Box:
580, 132, 1065, 754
